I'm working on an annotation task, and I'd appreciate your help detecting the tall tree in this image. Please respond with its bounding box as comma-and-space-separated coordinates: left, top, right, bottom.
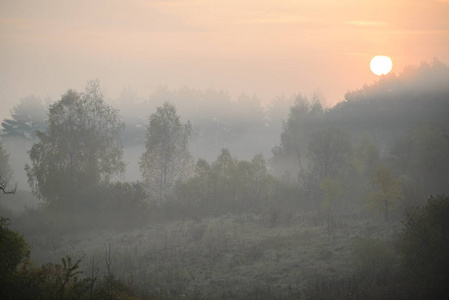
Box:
297, 127, 351, 205
211, 149, 240, 209
271, 94, 323, 180
25, 80, 125, 210
307, 127, 352, 180
140, 102, 192, 204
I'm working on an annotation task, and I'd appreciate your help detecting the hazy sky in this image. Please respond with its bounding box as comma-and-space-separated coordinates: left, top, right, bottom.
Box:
1, 0, 448, 118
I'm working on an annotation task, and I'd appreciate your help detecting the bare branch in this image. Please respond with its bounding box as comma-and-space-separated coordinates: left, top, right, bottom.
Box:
0, 178, 16, 195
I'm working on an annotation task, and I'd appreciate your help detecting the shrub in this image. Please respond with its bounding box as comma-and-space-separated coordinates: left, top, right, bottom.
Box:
399, 195, 449, 298
0, 217, 31, 298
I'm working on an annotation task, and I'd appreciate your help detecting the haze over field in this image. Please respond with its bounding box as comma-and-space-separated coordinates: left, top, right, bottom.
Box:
2, 1, 449, 299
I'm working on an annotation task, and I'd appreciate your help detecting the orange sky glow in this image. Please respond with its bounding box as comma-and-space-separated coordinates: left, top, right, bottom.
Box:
1, 0, 448, 114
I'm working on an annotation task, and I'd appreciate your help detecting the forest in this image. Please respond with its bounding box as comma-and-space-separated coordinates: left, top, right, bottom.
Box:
1, 59, 449, 299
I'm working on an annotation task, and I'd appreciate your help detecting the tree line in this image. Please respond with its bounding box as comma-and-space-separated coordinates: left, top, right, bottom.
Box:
1, 59, 449, 299
0, 60, 448, 221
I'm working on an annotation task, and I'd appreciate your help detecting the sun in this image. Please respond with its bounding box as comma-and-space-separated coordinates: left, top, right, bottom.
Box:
370, 56, 393, 76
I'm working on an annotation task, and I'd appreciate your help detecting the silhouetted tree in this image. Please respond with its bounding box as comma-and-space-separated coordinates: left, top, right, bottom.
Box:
247, 154, 273, 203
140, 102, 192, 204
330, 59, 449, 144
25, 80, 125, 210
308, 127, 352, 180
271, 94, 323, 184
295, 127, 351, 206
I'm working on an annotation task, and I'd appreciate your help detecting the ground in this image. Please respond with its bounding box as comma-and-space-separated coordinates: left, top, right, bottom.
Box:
26, 211, 400, 299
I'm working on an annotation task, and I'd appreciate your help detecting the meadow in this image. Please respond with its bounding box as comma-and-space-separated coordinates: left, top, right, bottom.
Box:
23, 211, 401, 299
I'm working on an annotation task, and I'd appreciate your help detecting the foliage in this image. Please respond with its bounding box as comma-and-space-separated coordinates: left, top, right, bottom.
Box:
408, 123, 449, 193
271, 94, 323, 177
3, 59, 449, 299
30, 256, 90, 300
399, 195, 449, 298
367, 165, 403, 220
307, 127, 352, 180
176, 150, 278, 217
268, 61, 449, 209
339, 59, 449, 135
0, 220, 137, 300
352, 133, 380, 177
25, 80, 125, 210
14, 254, 137, 299
299, 127, 351, 206
0, 217, 31, 298
97, 181, 149, 229
389, 122, 449, 201
23, 210, 415, 300
93, 274, 133, 300
118, 86, 274, 160
1, 95, 47, 139
140, 102, 193, 204
320, 177, 343, 210
0, 143, 16, 194
248, 154, 274, 203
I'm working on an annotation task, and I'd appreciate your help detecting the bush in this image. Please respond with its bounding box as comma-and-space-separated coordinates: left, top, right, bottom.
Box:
97, 181, 150, 229
0, 217, 31, 299
399, 195, 449, 298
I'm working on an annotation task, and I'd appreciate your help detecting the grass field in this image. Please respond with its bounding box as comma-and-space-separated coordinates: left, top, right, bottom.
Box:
26, 211, 401, 299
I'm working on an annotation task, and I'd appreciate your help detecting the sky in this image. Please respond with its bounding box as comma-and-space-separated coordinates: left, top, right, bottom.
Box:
1, 0, 449, 118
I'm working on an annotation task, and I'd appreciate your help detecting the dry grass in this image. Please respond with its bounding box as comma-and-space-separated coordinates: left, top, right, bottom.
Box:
28, 212, 400, 299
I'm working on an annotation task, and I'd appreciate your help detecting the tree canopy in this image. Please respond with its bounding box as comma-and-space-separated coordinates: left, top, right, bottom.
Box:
25, 80, 125, 210
140, 102, 192, 204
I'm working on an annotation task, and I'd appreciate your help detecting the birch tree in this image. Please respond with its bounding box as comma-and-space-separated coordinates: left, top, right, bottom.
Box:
25, 80, 125, 209
140, 102, 192, 204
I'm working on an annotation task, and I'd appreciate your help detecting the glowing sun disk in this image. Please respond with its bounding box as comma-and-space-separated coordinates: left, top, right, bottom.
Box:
370, 56, 393, 76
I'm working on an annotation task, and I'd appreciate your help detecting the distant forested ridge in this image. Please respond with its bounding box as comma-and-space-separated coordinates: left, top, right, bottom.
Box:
329, 59, 449, 143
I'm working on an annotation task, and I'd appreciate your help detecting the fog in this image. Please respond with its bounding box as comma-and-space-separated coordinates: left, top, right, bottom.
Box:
1, 60, 449, 299
2, 0, 449, 123
2, 1, 449, 299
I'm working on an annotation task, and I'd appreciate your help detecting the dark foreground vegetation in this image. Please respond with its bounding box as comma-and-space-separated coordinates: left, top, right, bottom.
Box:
1, 60, 449, 299
2, 195, 449, 299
